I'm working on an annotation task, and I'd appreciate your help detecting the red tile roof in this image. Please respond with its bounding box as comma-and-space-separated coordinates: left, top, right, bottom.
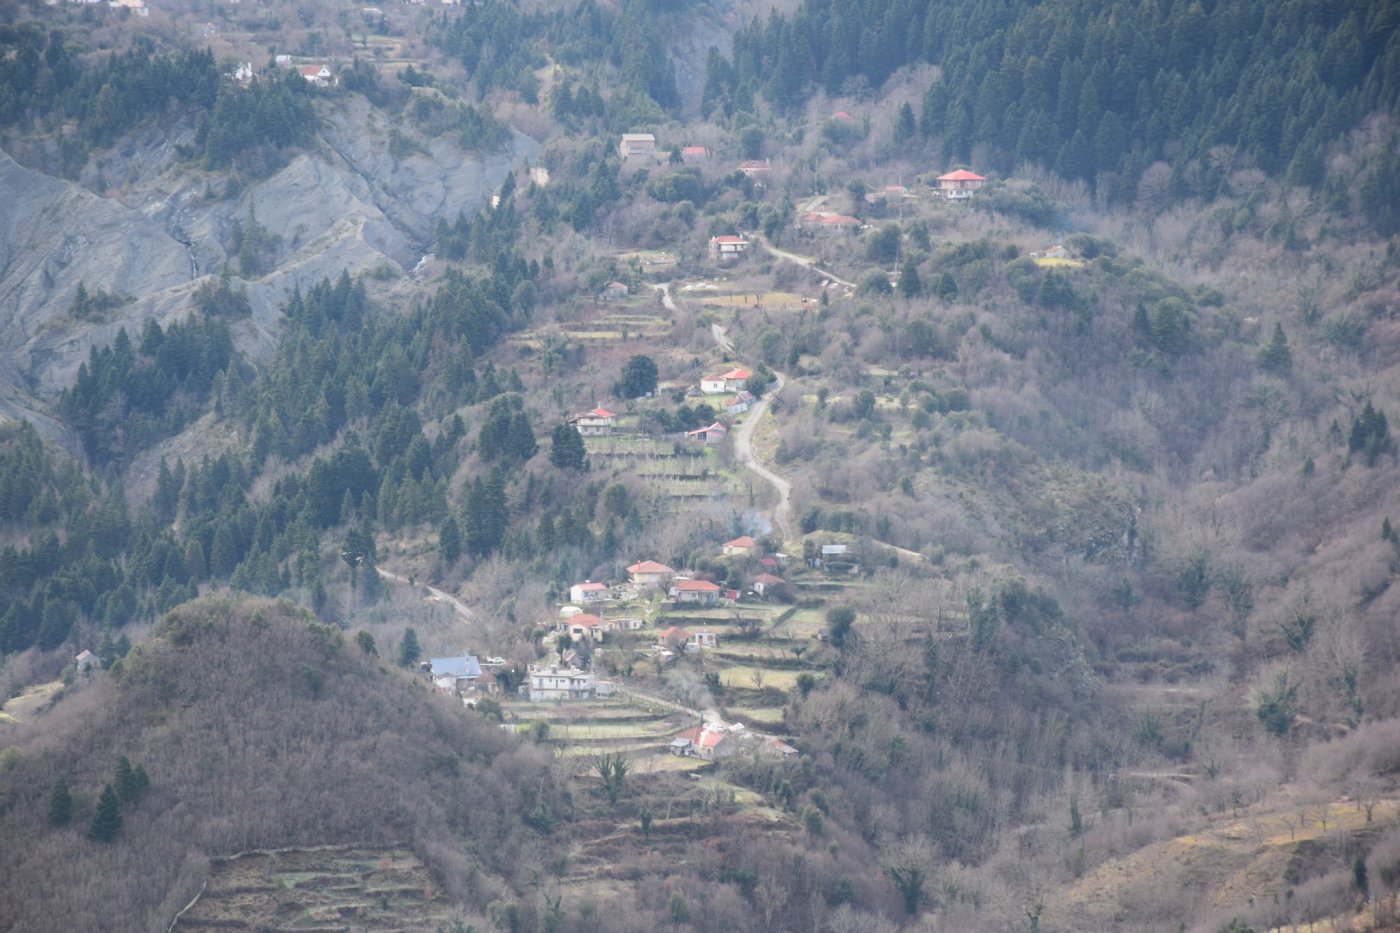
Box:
677, 579, 721, 592
569, 614, 605, 627
938, 169, 985, 182
628, 560, 674, 575
724, 536, 756, 549
575, 582, 608, 591
588, 407, 615, 418
721, 368, 751, 380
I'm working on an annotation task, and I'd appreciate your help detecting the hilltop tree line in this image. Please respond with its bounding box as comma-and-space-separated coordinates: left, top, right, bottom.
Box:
0, 27, 317, 176
427, 0, 679, 122
709, 0, 1400, 203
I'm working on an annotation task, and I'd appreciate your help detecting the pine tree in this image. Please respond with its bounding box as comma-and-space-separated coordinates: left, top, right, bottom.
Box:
88, 783, 122, 842
1259, 322, 1292, 375
47, 777, 72, 827
550, 424, 587, 470
439, 514, 463, 564
114, 756, 145, 805
398, 627, 421, 668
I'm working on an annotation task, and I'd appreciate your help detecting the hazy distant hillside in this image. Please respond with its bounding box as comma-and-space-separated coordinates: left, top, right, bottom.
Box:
3, 0, 1400, 930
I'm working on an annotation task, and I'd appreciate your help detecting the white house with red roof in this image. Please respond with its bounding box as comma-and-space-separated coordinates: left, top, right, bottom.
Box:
569, 581, 609, 604
682, 145, 710, 162
799, 211, 860, 231
670, 723, 734, 759
737, 159, 772, 177
722, 535, 757, 557
627, 560, 674, 589
672, 578, 722, 606
708, 235, 749, 263
752, 572, 787, 597
570, 407, 616, 436
935, 169, 985, 199
299, 64, 336, 87
699, 374, 729, 395
721, 368, 751, 391
559, 612, 608, 642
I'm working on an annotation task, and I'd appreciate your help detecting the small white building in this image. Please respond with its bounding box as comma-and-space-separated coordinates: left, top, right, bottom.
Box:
569, 581, 609, 604
708, 235, 749, 264
570, 407, 616, 436
619, 133, 657, 161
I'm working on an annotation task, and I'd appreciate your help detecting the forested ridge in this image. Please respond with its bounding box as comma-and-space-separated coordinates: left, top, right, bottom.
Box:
710, 0, 1400, 208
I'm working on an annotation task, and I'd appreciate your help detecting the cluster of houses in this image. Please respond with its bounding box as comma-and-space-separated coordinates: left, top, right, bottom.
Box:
226, 59, 338, 88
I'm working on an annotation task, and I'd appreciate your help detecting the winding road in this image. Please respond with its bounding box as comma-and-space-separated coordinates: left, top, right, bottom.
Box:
657, 282, 796, 545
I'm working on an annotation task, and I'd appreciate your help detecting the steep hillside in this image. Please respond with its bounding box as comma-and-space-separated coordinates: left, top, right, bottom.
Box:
0, 596, 565, 932
0, 87, 532, 449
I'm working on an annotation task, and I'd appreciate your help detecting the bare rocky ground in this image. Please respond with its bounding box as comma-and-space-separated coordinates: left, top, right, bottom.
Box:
0, 98, 537, 454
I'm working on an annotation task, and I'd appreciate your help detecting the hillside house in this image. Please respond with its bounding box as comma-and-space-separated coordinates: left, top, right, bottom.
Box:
671, 724, 734, 760
935, 169, 985, 199
799, 212, 860, 232
673, 579, 722, 606
722, 535, 758, 557
708, 235, 749, 263
721, 368, 751, 391
685, 422, 728, 444
569, 581, 609, 604
559, 613, 607, 643
726, 390, 755, 415
700, 374, 729, 395
1030, 244, 1069, 259
570, 407, 616, 436
619, 133, 657, 161
75, 649, 98, 674
429, 655, 482, 694
299, 64, 336, 87
527, 665, 599, 701
599, 281, 629, 302
751, 573, 787, 597
737, 159, 772, 177
627, 560, 675, 589
682, 146, 710, 162
764, 737, 799, 759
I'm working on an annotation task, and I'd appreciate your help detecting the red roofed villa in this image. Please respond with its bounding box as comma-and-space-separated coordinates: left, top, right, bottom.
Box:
674, 578, 722, 606
570, 407, 616, 436
722, 535, 757, 557
627, 560, 674, 589
935, 169, 986, 200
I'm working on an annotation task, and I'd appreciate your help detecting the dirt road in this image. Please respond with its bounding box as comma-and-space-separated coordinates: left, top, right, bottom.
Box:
730, 372, 795, 544
751, 234, 857, 288
376, 568, 476, 627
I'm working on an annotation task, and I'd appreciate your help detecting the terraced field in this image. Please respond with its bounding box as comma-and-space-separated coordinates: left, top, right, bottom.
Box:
170, 845, 472, 931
